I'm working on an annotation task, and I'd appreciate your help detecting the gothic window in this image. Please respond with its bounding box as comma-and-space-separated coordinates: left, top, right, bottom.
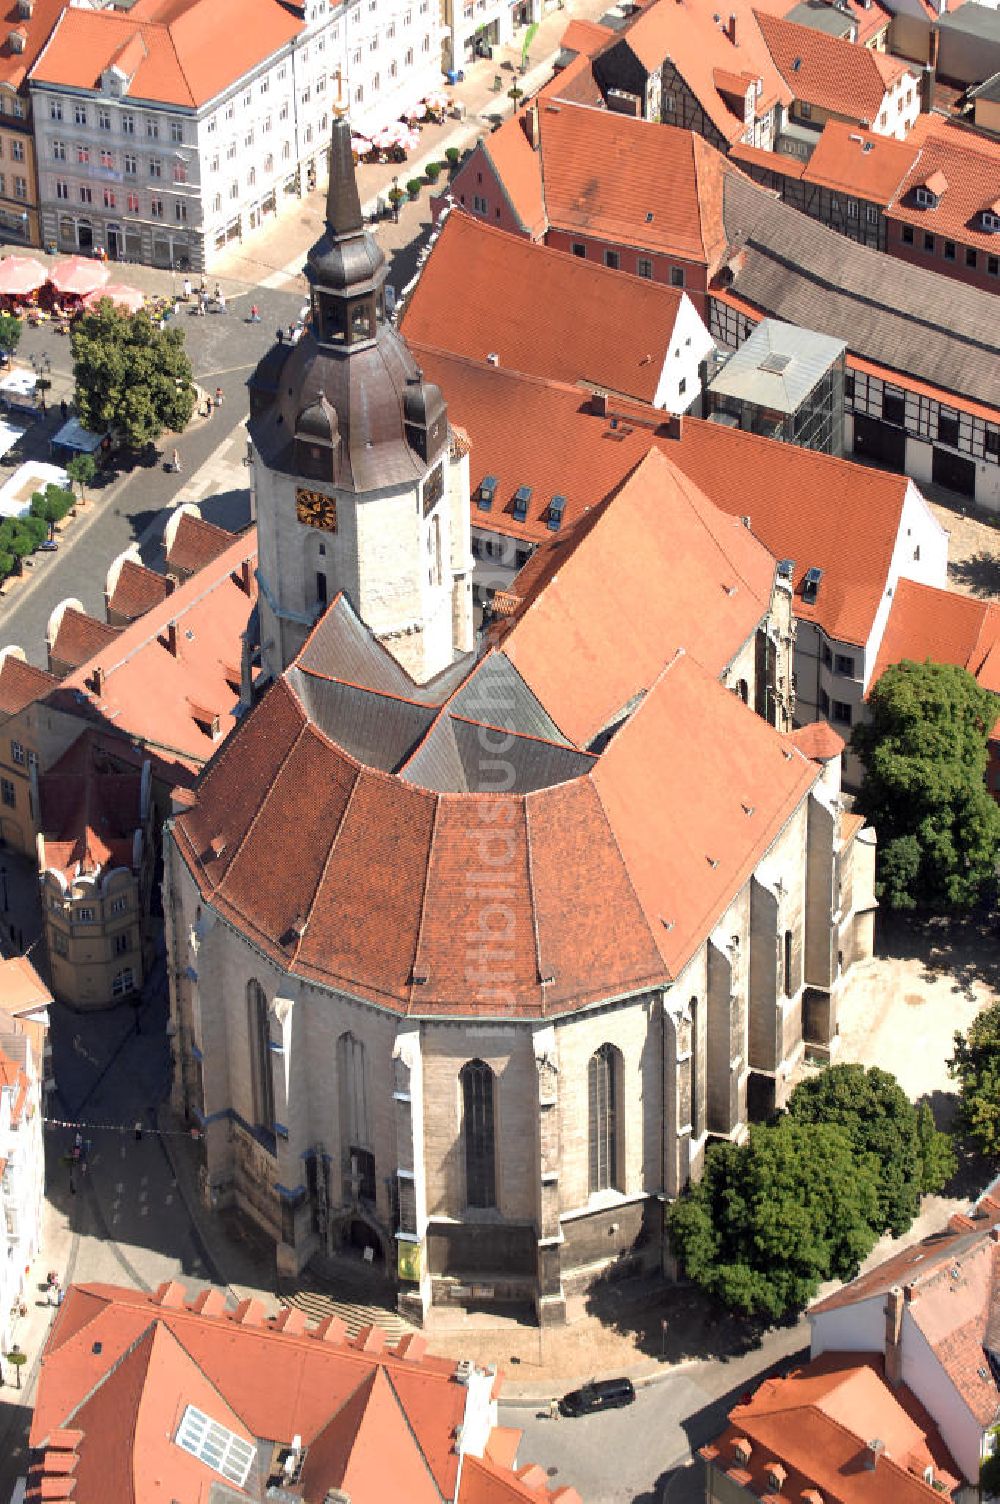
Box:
461, 1059, 496, 1208
338, 1032, 375, 1203
783, 929, 794, 998
588, 1043, 621, 1193
247, 980, 274, 1136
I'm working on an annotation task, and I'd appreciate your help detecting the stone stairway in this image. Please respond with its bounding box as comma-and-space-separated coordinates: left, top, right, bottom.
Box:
278, 1282, 414, 1342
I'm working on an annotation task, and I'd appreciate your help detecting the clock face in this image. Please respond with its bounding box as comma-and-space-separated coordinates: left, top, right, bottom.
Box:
295, 487, 338, 532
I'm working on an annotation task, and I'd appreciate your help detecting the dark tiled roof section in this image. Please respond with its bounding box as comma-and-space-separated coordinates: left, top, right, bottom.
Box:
0, 656, 59, 714
109, 559, 170, 621
297, 593, 474, 704
52, 609, 121, 673
288, 668, 437, 772
448, 652, 570, 745
722, 172, 1000, 408
402, 714, 597, 793
166, 512, 235, 576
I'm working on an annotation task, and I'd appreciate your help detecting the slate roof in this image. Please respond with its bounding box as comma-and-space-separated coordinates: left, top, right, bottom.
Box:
401, 210, 688, 405
721, 171, 1000, 408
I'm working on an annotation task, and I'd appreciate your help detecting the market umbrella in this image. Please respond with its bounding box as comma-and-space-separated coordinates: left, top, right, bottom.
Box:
423, 91, 450, 112
350, 133, 372, 154
81, 281, 145, 314
373, 127, 396, 150
0, 255, 47, 297
48, 256, 110, 297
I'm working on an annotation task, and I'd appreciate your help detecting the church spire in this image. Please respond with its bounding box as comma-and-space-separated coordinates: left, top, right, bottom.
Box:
325, 116, 364, 244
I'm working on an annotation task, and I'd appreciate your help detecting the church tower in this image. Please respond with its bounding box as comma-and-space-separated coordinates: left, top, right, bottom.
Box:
247, 119, 472, 684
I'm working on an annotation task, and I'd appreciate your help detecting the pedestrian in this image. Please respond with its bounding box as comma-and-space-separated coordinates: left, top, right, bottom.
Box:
276, 327, 284, 344
182, 276, 192, 301
204, 395, 213, 419
214, 283, 221, 302
548, 1397, 559, 1420
249, 303, 260, 323
171, 448, 181, 473
214, 386, 224, 407
287, 323, 296, 343
59, 398, 68, 422
217, 290, 226, 314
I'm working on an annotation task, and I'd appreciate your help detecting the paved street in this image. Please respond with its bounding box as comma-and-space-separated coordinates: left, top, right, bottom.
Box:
0, 283, 303, 665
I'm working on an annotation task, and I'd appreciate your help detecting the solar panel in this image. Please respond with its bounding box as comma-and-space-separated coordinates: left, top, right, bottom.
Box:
175, 1405, 255, 1488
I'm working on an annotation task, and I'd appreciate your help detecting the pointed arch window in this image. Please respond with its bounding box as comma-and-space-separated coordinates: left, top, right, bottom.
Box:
461, 1059, 496, 1208
246, 980, 274, 1139
338, 1032, 375, 1203
589, 1044, 622, 1193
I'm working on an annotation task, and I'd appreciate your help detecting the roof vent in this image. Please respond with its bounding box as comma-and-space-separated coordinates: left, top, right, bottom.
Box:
791, 55, 801, 71
486, 352, 500, 366
512, 484, 532, 522
848, 132, 862, 142
865, 1439, 885, 1469
777, 557, 795, 581
759, 351, 791, 375
740, 514, 751, 528
547, 495, 566, 531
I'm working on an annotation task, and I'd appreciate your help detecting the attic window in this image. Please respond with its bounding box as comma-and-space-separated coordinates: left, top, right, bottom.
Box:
175, 1405, 255, 1488
512, 484, 532, 522
645, 210, 654, 223
982, 211, 1000, 234
801, 566, 823, 604
477, 474, 497, 512
8, 27, 26, 51
914, 187, 936, 208
547, 494, 566, 531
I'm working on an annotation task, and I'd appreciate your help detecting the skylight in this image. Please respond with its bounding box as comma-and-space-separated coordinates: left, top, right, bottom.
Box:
175, 1405, 255, 1488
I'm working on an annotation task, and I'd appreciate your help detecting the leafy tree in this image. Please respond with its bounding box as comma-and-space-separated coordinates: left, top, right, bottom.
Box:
0, 550, 13, 582
667, 1118, 881, 1319
949, 1001, 1000, 1158
71, 304, 196, 449
0, 312, 21, 359
21, 515, 47, 549
853, 660, 1000, 911
30, 484, 74, 527
66, 452, 97, 499
787, 1064, 954, 1236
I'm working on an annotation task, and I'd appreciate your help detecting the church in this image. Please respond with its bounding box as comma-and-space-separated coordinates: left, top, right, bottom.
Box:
163, 120, 876, 1325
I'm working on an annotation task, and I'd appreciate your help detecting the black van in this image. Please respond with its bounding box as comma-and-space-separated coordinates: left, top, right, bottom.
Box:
559, 1377, 636, 1416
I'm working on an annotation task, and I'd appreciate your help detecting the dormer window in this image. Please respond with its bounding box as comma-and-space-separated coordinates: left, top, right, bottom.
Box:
17, 0, 32, 17
8, 28, 26, 53
982, 210, 1000, 234
915, 187, 935, 208
915, 170, 947, 209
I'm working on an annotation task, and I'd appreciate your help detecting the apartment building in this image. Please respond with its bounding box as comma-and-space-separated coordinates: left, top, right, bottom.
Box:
0, 0, 66, 248
0, 974, 47, 1354
27, 0, 443, 272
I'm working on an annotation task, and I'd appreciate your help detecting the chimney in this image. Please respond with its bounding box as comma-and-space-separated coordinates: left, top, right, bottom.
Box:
592, 390, 609, 417
885, 1285, 904, 1385
666, 412, 684, 441
236, 558, 253, 595
165, 621, 178, 657
865, 1439, 885, 1470
164, 574, 176, 596
90, 665, 105, 696
522, 101, 540, 149
728, 12, 738, 42
920, 61, 935, 113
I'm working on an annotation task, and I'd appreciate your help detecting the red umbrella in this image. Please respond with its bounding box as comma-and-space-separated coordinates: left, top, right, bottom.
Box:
48, 256, 110, 297
81, 282, 145, 314
0, 256, 48, 297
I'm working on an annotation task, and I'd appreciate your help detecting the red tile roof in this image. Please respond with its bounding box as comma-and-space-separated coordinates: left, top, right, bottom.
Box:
174, 445, 819, 1019
558, 17, 614, 56
610, 0, 792, 143
38, 730, 146, 883
165, 510, 235, 577
29, 1282, 572, 1504
29, 0, 304, 108
107, 558, 170, 622
702, 1353, 959, 1503
0, 955, 52, 1017
533, 104, 740, 266
731, 138, 807, 179
801, 119, 920, 204
415, 350, 915, 647
812, 1191, 1000, 1430
789, 721, 846, 761
886, 115, 1000, 254
0, 652, 58, 715
49, 607, 120, 674
402, 210, 688, 404
0, 0, 69, 91
52, 532, 256, 775
480, 112, 547, 237
870, 579, 1000, 737
0, 1045, 29, 1125
755, 10, 912, 121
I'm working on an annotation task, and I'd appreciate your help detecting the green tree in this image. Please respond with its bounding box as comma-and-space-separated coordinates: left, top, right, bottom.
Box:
71, 304, 196, 450
30, 484, 74, 527
787, 1064, 954, 1236
66, 452, 97, 499
667, 1118, 881, 1319
853, 660, 1000, 911
0, 550, 13, 582
0, 312, 21, 360
949, 1000, 1000, 1158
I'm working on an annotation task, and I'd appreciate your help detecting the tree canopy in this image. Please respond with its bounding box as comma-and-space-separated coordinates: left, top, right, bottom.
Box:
786, 1064, 954, 1237
667, 1118, 881, 1319
950, 1001, 1000, 1158
0, 312, 22, 359
852, 660, 1000, 911
71, 304, 195, 449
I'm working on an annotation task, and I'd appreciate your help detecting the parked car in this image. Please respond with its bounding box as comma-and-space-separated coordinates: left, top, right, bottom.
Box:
559, 1377, 636, 1416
